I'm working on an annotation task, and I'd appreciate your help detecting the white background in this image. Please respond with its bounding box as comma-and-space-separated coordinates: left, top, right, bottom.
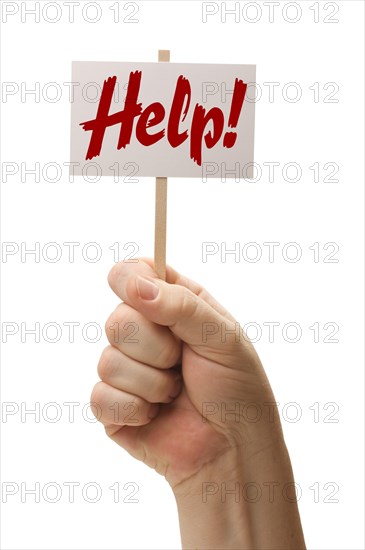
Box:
1, 1, 364, 549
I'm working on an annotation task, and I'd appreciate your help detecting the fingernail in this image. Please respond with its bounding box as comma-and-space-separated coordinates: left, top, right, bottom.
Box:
148, 403, 160, 419
170, 377, 183, 399
136, 276, 159, 301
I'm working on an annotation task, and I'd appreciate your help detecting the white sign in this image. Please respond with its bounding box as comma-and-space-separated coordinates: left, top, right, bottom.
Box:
70, 61, 256, 179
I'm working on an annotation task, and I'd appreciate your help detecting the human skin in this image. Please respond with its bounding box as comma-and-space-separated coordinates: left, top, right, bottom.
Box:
91, 258, 306, 549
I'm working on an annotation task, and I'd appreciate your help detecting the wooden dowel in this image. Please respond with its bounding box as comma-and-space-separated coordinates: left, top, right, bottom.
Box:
154, 50, 170, 280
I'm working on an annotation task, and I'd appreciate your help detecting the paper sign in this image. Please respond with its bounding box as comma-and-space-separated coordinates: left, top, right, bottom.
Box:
70, 61, 255, 179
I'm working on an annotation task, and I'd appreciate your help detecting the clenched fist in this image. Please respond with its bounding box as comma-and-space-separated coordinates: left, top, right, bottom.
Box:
91, 258, 305, 549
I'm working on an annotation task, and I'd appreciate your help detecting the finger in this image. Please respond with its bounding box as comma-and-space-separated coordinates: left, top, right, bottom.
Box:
90, 381, 159, 426
97, 346, 183, 403
105, 302, 181, 369
109, 262, 252, 369
108, 258, 236, 323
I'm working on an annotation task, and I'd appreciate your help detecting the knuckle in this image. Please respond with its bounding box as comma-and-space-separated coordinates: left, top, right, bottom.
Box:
107, 262, 122, 291
179, 288, 199, 320
104, 313, 118, 342
90, 381, 106, 410
155, 343, 180, 369
104, 304, 130, 344
97, 346, 118, 380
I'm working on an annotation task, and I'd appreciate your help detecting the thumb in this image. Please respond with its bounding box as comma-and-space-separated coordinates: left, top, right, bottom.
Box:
131, 274, 223, 346
109, 263, 249, 368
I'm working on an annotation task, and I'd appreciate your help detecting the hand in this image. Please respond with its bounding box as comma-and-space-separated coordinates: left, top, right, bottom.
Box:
91, 258, 281, 489
91, 258, 306, 549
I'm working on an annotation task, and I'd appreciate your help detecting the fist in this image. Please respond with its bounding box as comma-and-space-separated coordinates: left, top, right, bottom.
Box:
91, 258, 279, 489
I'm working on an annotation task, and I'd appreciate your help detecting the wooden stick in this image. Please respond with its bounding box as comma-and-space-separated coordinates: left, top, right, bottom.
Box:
154, 176, 167, 281
158, 49, 170, 63
154, 50, 170, 280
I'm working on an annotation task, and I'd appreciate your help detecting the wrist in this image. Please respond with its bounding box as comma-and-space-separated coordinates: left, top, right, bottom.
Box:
173, 446, 254, 549
172, 435, 305, 550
